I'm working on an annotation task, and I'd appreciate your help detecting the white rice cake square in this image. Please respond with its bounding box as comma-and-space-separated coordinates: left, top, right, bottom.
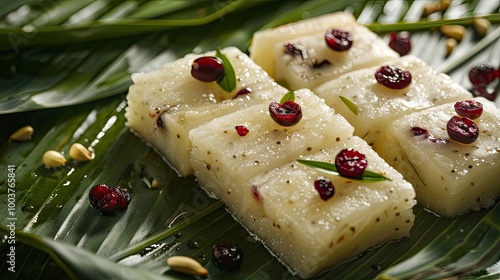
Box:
250, 12, 399, 89
374, 97, 500, 217
231, 136, 415, 278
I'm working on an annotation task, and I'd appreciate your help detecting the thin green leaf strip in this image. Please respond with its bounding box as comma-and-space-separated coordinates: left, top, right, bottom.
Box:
339, 95, 358, 115
280, 90, 296, 104
215, 48, 237, 93
366, 14, 500, 34
296, 159, 391, 182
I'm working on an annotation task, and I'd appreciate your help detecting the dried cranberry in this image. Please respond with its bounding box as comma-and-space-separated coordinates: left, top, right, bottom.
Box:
235, 125, 249, 136
389, 32, 411, 56
89, 184, 131, 215
410, 127, 448, 145
375, 65, 412, 89
314, 176, 335, 201
325, 29, 353, 51
156, 116, 164, 128
471, 83, 497, 101
311, 58, 331, 68
284, 42, 307, 59
454, 100, 483, 119
212, 242, 243, 270
113, 187, 131, 210
469, 63, 497, 85
447, 116, 479, 144
191, 56, 225, 82
251, 186, 262, 202
97, 192, 118, 215
269, 101, 302, 126
89, 184, 113, 208
411, 127, 428, 137
233, 87, 251, 98
335, 149, 367, 178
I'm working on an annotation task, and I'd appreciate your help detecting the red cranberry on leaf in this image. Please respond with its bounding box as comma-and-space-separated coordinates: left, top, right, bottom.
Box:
375, 65, 412, 89
446, 116, 479, 144
335, 149, 368, 179
89, 184, 113, 208
269, 101, 302, 126
89, 184, 131, 215
212, 242, 243, 270
96, 192, 119, 215
191, 56, 225, 82
113, 187, 131, 210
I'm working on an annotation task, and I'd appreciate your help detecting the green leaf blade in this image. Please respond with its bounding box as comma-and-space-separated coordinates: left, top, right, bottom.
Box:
297, 158, 338, 172
280, 90, 296, 103
215, 48, 237, 93
296, 159, 391, 182
339, 95, 359, 115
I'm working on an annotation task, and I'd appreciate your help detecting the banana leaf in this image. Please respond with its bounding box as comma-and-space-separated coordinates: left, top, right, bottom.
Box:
1, 1, 500, 279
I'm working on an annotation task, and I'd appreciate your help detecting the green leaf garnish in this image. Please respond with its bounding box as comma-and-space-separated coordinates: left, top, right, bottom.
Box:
215, 48, 237, 93
339, 95, 359, 115
296, 159, 391, 182
280, 90, 296, 103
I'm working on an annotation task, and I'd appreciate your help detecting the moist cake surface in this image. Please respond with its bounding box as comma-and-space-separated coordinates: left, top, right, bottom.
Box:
374, 97, 500, 217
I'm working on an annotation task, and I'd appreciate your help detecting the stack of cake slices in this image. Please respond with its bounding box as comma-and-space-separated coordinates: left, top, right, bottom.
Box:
126, 12, 499, 278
